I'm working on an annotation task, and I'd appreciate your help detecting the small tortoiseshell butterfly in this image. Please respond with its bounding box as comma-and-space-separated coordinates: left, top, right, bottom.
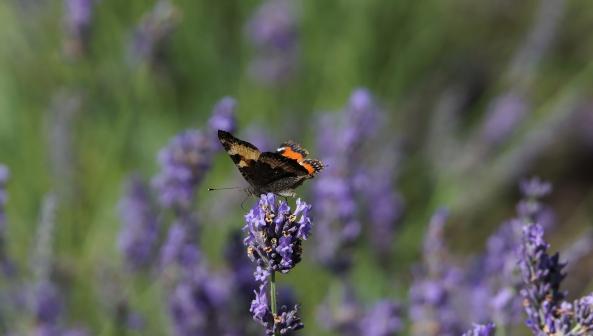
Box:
217, 130, 324, 197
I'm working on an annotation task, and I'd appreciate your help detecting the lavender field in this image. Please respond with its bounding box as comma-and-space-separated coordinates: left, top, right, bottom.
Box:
1, 0, 593, 335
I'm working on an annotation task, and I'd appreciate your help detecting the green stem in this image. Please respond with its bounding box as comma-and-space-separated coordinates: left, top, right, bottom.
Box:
270, 270, 278, 335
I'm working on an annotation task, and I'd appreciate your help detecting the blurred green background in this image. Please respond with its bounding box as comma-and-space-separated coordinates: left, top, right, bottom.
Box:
1, 0, 593, 335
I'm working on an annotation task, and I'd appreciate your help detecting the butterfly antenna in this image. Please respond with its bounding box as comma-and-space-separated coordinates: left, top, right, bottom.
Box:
208, 186, 241, 191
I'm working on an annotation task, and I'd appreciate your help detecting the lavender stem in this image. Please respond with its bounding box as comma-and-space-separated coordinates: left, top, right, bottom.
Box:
270, 270, 278, 335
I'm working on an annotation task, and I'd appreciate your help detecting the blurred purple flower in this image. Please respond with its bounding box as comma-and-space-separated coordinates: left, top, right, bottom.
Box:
409, 209, 464, 336
207, 97, 237, 139
118, 175, 160, 271
153, 129, 212, 209
0, 164, 13, 276
313, 88, 387, 273
246, 0, 299, 85
243, 194, 312, 274
128, 0, 180, 67
153, 97, 236, 209
63, 0, 94, 57
160, 218, 200, 269
168, 263, 234, 336
317, 284, 361, 336
461, 323, 496, 336
359, 300, 403, 336
480, 92, 529, 146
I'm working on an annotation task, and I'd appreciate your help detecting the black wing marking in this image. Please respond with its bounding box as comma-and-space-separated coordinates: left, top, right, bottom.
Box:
237, 152, 308, 188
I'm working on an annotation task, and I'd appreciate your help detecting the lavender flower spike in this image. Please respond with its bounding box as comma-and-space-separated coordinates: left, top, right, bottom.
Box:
244, 194, 312, 274
118, 175, 160, 271
462, 323, 496, 336
0, 164, 12, 275
244, 194, 310, 335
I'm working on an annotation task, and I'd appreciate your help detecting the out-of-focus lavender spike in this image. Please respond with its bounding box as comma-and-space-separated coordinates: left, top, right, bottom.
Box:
31, 194, 58, 283
168, 265, 234, 336
224, 231, 257, 303
0, 165, 13, 276
153, 97, 236, 209
317, 283, 361, 336
207, 97, 237, 139
33, 280, 64, 336
160, 217, 200, 270
359, 300, 403, 336
246, 0, 299, 85
479, 92, 529, 146
118, 175, 160, 272
128, 0, 180, 67
313, 88, 385, 273
47, 90, 81, 202
409, 209, 464, 336
153, 129, 212, 209
461, 323, 495, 336
63, 0, 94, 58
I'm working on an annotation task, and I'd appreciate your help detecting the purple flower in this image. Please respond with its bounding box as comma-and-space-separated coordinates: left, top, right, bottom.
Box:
118, 175, 160, 271
461, 323, 496, 336
359, 300, 403, 336
246, 0, 299, 85
243, 194, 312, 274
207, 97, 237, 138
168, 265, 233, 336
409, 209, 464, 336
250, 284, 273, 328
63, 0, 94, 57
519, 222, 567, 334
313, 88, 401, 273
480, 92, 529, 146
160, 219, 200, 269
153, 129, 212, 209
128, 0, 180, 66
153, 97, 236, 209
317, 284, 361, 336
0, 164, 13, 276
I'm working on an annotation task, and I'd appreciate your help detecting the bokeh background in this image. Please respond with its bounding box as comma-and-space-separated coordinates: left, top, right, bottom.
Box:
1, 0, 593, 335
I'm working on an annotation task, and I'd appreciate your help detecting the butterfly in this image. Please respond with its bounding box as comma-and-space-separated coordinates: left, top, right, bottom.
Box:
217, 130, 324, 197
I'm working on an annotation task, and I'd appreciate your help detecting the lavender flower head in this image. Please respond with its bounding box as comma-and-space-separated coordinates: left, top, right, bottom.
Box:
153, 130, 212, 209
461, 323, 496, 336
313, 88, 383, 273
249, 284, 304, 336
207, 97, 237, 138
63, 0, 94, 57
118, 176, 160, 271
359, 300, 404, 336
168, 264, 233, 336
0, 164, 9, 240
517, 178, 593, 334
129, 0, 180, 66
243, 193, 312, 274
246, 0, 299, 85
153, 97, 236, 209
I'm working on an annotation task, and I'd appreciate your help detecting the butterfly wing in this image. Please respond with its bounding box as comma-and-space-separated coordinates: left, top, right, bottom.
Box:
277, 141, 309, 161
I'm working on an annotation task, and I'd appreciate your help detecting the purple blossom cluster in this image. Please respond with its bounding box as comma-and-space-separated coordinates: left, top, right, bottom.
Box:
516, 179, 593, 335
243, 193, 312, 274
246, 0, 299, 85
152, 98, 236, 210
244, 194, 310, 334
118, 176, 160, 271
313, 88, 403, 273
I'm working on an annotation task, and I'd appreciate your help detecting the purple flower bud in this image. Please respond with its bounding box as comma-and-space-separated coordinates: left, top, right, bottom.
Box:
160, 219, 200, 269
63, 0, 94, 57
480, 92, 528, 146
118, 175, 160, 271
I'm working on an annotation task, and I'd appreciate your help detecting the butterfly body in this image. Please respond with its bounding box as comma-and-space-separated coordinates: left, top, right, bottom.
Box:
217, 130, 323, 197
